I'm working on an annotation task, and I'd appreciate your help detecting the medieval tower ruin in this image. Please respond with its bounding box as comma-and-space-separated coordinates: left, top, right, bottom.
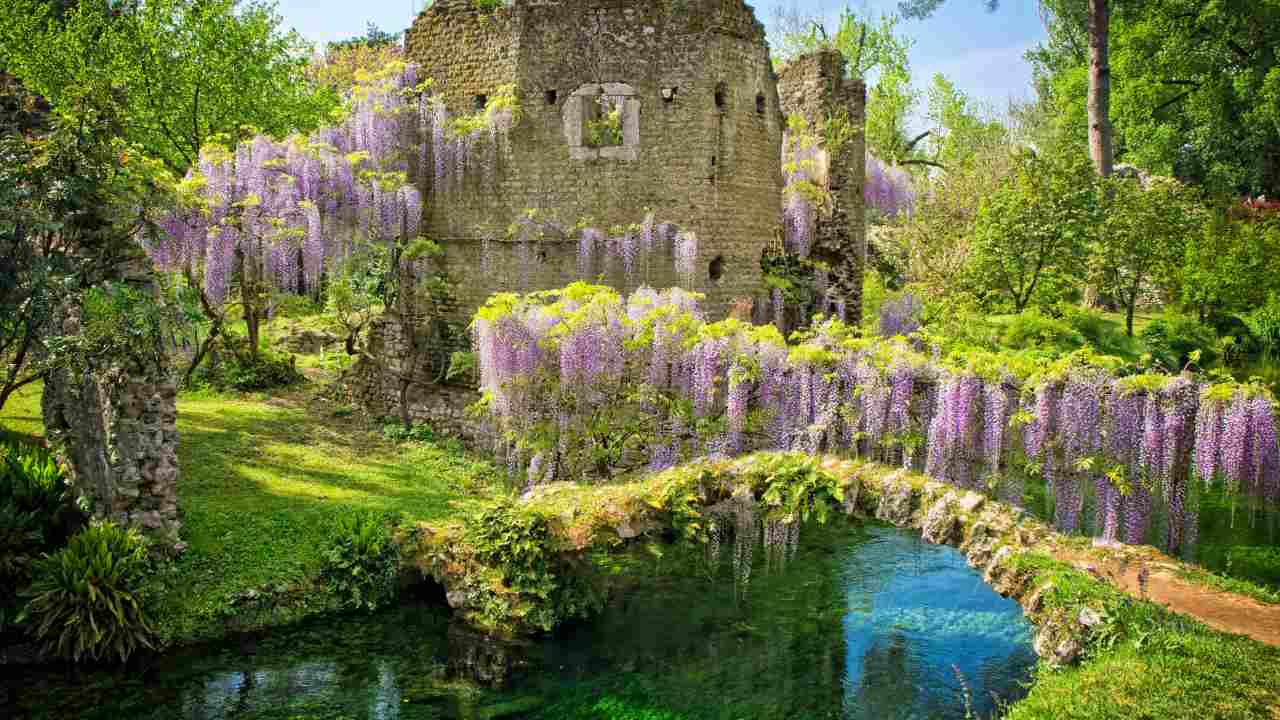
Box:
405, 0, 787, 317
355, 0, 865, 434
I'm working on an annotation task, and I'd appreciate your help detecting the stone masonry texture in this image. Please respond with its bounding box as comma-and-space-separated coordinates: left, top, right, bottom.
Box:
42, 264, 181, 544
776, 50, 867, 326
356, 1, 866, 435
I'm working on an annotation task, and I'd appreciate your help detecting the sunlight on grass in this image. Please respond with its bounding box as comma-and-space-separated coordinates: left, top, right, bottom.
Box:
149, 391, 499, 642
0, 381, 45, 440
2, 385, 499, 644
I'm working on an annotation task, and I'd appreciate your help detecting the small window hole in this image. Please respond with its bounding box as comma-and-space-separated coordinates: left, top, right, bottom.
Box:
473, 94, 487, 111
709, 255, 725, 282
545, 89, 558, 105
756, 94, 766, 115
714, 83, 727, 110
661, 86, 677, 103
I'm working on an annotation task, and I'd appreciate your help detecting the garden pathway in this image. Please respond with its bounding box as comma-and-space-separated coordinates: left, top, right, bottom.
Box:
1059, 547, 1280, 647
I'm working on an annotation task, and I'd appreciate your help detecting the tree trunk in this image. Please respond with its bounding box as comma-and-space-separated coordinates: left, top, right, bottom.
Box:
1088, 0, 1114, 177
244, 300, 261, 360
1126, 298, 1135, 337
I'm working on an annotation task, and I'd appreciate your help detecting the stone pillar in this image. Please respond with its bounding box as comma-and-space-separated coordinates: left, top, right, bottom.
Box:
41, 268, 181, 545
777, 50, 867, 326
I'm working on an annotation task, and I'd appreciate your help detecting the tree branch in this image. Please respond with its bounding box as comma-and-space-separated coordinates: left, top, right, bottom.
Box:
1153, 90, 1193, 115
903, 130, 932, 153
900, 158, 946, 170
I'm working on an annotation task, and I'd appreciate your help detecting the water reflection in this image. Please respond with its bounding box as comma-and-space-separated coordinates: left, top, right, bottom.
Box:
5, 523, 1036, 720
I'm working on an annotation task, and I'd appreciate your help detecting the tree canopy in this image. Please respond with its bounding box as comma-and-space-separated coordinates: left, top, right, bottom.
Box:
1031, 0, 1280, 195
0, 0, 338, 173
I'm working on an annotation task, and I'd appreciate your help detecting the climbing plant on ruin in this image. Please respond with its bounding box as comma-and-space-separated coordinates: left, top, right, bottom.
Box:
474, 283, 1280, 554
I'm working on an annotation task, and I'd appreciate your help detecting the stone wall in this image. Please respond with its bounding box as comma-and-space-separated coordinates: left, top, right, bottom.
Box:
347, 312, 487, 444
361, 5, 869, 435
776, 51, 867, 325
41, 272, 181, 545
406, 0, 784, 321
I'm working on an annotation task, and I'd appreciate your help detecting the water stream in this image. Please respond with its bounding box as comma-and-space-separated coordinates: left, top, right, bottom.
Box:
3, 523, 1036, 720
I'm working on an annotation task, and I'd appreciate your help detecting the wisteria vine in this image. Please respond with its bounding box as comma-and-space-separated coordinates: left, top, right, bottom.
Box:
475, 283, 1280, 554
148, 62, 518, 313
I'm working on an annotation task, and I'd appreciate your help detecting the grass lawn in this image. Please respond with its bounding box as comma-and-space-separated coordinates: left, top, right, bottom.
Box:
0, 382, 502, 645
0, 382, 44, 443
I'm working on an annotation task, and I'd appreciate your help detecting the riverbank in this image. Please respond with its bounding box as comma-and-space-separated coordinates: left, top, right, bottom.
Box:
0, 383, 502, 649
4, 385, 1279, 718
403, 452, 1280, 718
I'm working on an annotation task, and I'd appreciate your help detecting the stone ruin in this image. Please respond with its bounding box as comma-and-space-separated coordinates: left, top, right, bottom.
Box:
353, 0, 867, 437
41, 259, 182, 545
16, 1, 865, 545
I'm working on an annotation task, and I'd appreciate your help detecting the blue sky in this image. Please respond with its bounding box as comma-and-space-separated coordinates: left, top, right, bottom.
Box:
275, 0, 1046, 117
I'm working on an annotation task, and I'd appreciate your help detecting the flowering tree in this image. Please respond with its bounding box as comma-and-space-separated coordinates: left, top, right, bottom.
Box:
865, 154, 917, 219
149, 62, 430, 378
475, 283, 1280, 553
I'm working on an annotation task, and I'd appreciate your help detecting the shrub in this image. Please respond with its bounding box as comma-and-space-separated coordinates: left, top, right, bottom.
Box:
1237, 293, 1280, 363
21, 522, 156, 662
1, 440, 75, 531
380, 419, 436, 443
190, 346, 304, 392
1, 439, 82, 630
997, 311, 1086, 353
320, 512, 401, 612
0, 504, 42, 630
466, 500, 604, 631
1140, 315, 1219, 371
1061, 306, 1131, 358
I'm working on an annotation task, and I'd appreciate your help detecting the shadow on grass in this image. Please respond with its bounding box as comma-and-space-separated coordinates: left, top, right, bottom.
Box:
154, 393, 500, 640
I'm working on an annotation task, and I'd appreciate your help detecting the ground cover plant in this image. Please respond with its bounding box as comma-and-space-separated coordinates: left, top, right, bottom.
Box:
0, 383, 500, 647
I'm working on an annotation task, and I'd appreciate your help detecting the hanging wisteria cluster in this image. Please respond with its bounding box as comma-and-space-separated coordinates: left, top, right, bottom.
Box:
878, 293, 923, 338
427, 83, 519, 194
485, 211, 699, 292
572, 212, 699, 287
148, 63, 429, 306
780, 129, 824, 258
148, 63, 519, 308
475, 283, 1280, 552
865, 154, 917, 219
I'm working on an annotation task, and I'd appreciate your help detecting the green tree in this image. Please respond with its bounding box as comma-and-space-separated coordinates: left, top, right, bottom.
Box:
1091, 176, 1202, 335
1182, 211, 1280, 323
922, 74, 1007, 170
1033, 0, 1280, 196
865, 64, 923, 164
770, 4, 911, 79
968, 151, 1097, 311
771, 4, 928, 168
0, 95, 173, 413
0, 0, 337, 173
902, 0, 1119, 178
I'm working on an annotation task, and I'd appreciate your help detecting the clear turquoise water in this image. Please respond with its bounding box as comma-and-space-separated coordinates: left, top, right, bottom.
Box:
3, 523, 1036, 720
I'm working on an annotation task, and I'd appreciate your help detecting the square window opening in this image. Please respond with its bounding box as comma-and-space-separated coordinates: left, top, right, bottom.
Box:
583, 94, 625, 149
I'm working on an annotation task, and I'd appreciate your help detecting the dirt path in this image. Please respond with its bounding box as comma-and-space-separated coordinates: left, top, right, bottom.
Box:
1057, 545, 1280, 647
